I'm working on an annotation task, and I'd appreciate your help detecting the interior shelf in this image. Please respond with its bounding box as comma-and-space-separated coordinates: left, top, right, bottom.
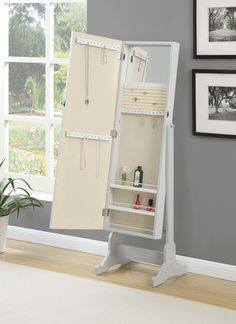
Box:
111, 180, 157, 194
108, 201, 155, 217
108, 222, 154, 235
121, 108, 165, 116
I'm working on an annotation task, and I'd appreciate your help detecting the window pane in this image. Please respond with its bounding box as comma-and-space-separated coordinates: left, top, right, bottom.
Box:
54, 64, 67, 117
9, 122, 46, 176
9, 4, 45, 57
54, 2, 87, 58
54, 125, 61, 175
9, 63, 45, 116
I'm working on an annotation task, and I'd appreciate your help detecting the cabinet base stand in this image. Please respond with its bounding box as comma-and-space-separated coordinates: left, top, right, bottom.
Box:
96, 124, 187, 287
96, 232, 186, 287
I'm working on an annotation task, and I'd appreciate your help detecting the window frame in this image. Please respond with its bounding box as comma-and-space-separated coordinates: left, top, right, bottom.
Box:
0, 0, 86, 193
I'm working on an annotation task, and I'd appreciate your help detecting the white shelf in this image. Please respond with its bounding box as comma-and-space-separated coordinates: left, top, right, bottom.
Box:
108, 203, 155, 217
121, 108, 165, 116
109, 222, 153, 232
108, 223, 154, 236
110, 182, 157, 194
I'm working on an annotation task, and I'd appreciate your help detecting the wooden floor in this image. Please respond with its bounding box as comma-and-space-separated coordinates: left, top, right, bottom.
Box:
0, 239, 235, 310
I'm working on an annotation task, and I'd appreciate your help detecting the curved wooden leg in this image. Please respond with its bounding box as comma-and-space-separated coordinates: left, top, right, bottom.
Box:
96, 232, 130, 275
152, 260, 187, 287
96, 254, 130, 275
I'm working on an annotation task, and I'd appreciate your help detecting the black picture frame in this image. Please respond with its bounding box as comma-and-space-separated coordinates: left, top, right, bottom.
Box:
193, 69, 236, 139
193, 0, 236, 59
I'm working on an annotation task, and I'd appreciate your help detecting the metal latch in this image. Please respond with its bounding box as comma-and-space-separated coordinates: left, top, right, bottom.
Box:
110, 130, 118, 138
102, 209, 110, 217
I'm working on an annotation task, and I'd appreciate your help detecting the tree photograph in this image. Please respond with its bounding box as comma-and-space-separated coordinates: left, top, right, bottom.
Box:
208, 86, 236, 121
209, 7, 236, 42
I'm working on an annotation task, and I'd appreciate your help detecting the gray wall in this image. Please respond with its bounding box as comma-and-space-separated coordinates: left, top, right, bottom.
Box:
10, 0, 236, 265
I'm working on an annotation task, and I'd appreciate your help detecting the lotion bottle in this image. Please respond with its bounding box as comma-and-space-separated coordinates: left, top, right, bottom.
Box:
133, 166, 143, 187
121, 165, 127, 185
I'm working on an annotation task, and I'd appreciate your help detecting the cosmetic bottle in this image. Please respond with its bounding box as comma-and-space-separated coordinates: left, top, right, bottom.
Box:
134, 194, 141, 209
146, 199, 154, 212
121, 165, 127, 185
133, 166, 143, 187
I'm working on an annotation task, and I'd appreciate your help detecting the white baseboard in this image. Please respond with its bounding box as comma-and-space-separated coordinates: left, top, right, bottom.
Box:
7, 226, 107, 256
7, 226, 236, 282
176, 255, 236, 282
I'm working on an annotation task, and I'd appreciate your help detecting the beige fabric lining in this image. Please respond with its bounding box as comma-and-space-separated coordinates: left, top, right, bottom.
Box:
50, 32, 122, 229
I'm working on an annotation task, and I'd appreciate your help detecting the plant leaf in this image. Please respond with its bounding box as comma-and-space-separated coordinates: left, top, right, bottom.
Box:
0, 172, 43, 217
1, 195, 43, 218
8, 187, 31, 197
0, 158, 5, 169
1, 178, 33, 200
13, 178, 33, 191
8, 178, 16, 192
19, 196, 43, 208
9, 195, 21, 218
0, 179, 8, 203
1, 194, 11, 206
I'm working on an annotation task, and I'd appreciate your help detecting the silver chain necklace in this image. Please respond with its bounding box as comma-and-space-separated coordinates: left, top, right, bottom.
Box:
84, 42, 90, 105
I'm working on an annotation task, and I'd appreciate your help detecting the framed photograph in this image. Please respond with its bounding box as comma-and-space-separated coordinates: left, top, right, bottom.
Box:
194, 0, 236, 58
193, 70, 236, 138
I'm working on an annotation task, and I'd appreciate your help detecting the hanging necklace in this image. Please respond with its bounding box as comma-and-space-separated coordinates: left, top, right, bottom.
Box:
101, 46, 108, 64
80, 138, 88, 170
85, 42, 90, 105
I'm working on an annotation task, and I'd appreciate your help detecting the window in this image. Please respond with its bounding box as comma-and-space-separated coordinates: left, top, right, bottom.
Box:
0, 1, 87, 193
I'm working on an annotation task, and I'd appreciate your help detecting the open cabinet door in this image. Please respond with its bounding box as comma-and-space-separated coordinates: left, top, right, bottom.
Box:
50, 32, 122, 229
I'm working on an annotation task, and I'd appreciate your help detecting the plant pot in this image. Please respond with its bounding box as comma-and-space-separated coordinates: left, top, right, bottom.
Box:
0, 216, 9, 253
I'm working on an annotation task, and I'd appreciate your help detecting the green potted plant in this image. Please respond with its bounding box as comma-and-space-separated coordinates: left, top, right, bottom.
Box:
0, 159, 43, 253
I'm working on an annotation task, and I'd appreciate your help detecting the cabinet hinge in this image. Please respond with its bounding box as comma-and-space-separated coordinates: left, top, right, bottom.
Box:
102, 209, 110, 217
119, 53, 126, 61
110, 130, 118, 138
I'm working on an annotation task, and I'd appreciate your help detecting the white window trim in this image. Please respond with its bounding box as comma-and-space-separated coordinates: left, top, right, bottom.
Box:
0, 0, 86, 193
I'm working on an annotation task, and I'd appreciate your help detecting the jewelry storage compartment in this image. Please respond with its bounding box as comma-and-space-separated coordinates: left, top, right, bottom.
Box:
104, 82, 166, 237
115, 111, 164, 186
